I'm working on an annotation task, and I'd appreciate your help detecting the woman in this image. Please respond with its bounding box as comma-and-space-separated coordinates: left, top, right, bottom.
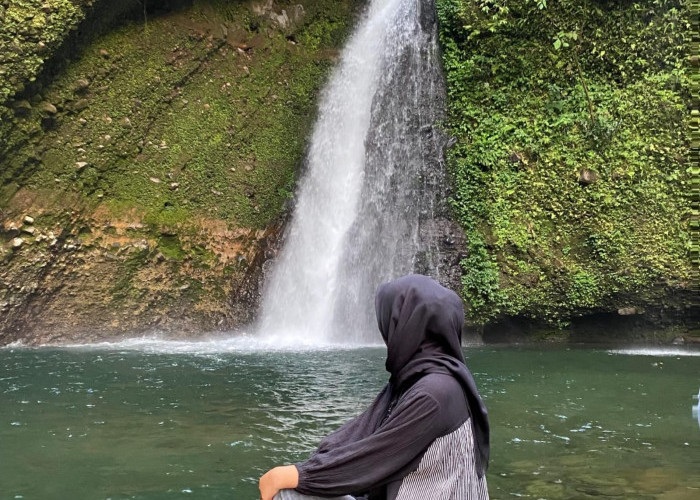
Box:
259, 274, 490, 500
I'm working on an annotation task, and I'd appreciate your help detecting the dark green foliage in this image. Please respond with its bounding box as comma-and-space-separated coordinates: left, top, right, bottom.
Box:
437, 0, 691, 325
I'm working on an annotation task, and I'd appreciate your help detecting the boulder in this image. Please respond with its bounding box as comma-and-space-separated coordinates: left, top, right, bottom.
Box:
40, 102, 57, 114
617, 306, 639, 315
75, 78, 90, 91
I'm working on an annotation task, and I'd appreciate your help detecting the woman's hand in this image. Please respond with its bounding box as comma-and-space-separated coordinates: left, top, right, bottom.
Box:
259, 465, 299, 500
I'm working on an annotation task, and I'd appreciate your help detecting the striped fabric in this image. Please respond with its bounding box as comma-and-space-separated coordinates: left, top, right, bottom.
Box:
275, 489, 354, 500
394, 418, 489, 500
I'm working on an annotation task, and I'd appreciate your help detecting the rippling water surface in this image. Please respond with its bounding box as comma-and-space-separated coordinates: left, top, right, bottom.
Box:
1, 339, 699, 499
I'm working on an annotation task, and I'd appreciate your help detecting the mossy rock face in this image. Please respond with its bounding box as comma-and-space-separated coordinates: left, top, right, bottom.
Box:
0, 0, 360, 344
436, 0, 694, 331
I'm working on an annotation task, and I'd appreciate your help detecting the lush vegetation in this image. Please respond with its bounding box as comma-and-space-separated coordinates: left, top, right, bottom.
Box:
436, 0, 691, 325
0, 0, 358, 338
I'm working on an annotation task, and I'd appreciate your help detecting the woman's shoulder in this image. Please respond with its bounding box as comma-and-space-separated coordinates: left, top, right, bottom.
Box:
410, 372, 463, 399
403, 373, 469, 432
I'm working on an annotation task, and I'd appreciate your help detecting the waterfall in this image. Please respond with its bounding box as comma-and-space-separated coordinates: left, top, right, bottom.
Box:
258, 0, 449, 344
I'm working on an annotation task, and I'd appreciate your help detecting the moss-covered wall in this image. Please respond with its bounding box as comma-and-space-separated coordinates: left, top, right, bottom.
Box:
0, 0, 360, 343
436, 0, 694, 331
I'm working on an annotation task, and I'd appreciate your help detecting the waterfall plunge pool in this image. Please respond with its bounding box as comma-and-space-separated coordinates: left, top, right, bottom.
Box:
1, 342, 699, 499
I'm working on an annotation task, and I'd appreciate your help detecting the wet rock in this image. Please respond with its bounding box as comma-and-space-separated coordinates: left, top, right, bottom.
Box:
11, 238, 24, 249
578, 168, 598, 185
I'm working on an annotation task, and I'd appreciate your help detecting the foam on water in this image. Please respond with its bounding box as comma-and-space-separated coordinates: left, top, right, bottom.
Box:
1, 334, 381, 354
608, 347, 700, 357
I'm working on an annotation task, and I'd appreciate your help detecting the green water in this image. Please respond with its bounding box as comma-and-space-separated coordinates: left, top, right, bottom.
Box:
1, 340, 699, 499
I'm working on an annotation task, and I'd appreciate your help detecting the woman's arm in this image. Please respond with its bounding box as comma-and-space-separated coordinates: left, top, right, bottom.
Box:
258, 387, 389, 499
314, 386, 390, 455
294, 392, 443, 497
259, 465, 299, 500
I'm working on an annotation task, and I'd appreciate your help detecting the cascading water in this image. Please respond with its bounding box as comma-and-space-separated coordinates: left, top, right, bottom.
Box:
258, 0, 450, 344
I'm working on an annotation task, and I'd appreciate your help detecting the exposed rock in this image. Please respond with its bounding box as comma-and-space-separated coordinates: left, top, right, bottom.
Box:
72, 99, 89, 112
270, 10, 291, 29
39, 102, 57, 114
618, 306, 640, 315
252, 0, 274, 16
578, 168, 598, 185
149, 177, 161, 184
21, 226, 35, 235
13, 100, 32, 116
119, 116, 131, 128
75, 78, 90, 91
169, 182, 179, 190
252, 1, 305, 31
99, 48, 109, 58
75, 161, 88, 170
288, 4, 305, 25
11, 238, 24, 249
23, 216, 34, 225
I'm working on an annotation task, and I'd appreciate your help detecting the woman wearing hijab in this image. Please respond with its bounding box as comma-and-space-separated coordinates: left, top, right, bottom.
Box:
259, 274, 490, 500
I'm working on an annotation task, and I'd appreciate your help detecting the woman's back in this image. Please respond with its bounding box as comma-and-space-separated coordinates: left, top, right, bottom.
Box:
260, 275, 490, 500
386, 373, 488, 500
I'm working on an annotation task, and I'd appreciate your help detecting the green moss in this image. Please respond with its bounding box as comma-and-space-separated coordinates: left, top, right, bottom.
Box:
110, 248, 149, 300
157, 235, 186, 261
0, 0, 360, 315
4, 0, 355, 231
437, 0, 691, 324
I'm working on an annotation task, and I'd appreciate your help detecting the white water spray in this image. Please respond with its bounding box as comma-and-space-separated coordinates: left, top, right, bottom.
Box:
259, 0, 448, 344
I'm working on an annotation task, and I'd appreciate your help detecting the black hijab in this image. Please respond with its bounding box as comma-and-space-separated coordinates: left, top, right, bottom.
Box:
375, 274, 490, 476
